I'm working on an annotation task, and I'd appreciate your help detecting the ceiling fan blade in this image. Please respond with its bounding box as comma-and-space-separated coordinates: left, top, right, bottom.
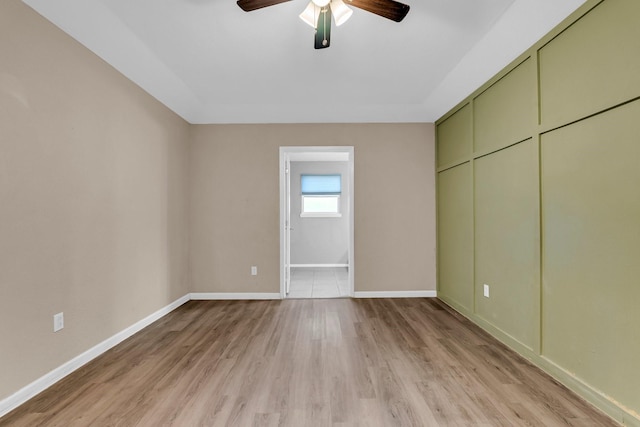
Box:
344, 0, 409, 22
314, 6, 332, 49
237, 0, 292, 12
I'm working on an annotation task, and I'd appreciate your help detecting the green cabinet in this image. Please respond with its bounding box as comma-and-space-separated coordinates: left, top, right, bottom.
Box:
474, 58, 534, 153
437, 104, 471, 168
436, 0, 640, 423
539, 0, 640, 127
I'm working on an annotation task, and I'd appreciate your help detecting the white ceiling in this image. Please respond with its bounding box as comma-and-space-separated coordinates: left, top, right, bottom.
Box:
22, 0, 586, 124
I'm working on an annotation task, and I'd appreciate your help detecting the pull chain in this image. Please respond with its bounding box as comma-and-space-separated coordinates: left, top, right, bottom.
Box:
323, 5, 328, 46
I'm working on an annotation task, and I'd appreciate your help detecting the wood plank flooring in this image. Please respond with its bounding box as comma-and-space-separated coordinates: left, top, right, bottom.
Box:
0, 298, 618, 426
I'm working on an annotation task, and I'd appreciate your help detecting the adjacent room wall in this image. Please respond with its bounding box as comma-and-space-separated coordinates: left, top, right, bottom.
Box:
0, 0, 190, 402
290, 161, 349, 265
189, 123, 436, 294
435, 0, 640, 424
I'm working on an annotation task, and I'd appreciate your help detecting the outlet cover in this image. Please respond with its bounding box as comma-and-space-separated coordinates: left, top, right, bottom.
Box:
251, 266, 258, 276
53, 312, 64, 332
483, 284, 490, 298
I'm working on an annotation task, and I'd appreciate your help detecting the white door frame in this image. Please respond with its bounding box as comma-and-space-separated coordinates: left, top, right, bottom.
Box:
279, 146, 355, 299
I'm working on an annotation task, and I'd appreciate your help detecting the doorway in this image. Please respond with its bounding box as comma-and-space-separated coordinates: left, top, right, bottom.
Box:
279, 146, 354, 299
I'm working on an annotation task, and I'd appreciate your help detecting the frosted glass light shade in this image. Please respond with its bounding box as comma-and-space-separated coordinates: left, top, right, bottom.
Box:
330, 0, 353, 26
299, 1, 320, 28
312, 0, 330, 7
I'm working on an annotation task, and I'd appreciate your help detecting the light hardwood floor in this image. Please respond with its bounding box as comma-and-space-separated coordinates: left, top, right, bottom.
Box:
0, 298, 618, 426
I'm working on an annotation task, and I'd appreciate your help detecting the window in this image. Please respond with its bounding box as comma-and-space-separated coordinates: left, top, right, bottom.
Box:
302, 195, 340, 214
300, 174, 341, 217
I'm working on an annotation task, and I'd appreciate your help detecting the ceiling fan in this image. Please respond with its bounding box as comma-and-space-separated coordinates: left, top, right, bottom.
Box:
237, 0, 410, 49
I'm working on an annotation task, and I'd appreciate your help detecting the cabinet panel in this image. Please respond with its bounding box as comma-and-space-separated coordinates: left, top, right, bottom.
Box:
437, 163, 473, 311
541, 100, 640, 413
474, 59, 534, 153
539, 0, 640, 127
474, 140, 538, 350
437, 104, 471, 167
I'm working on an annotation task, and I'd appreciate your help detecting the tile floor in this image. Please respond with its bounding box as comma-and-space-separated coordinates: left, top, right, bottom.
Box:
287, 267, 350, 299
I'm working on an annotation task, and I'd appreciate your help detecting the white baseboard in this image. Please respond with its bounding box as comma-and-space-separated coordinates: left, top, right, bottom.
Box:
190, 292, 281, 300
290, 264, 349, 268
0, 294, 190, 419
354, 290, 437, 298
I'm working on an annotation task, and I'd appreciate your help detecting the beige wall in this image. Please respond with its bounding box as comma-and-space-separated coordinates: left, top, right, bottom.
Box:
190, 123, 436, 294
0, 0, 190, 401
1, 0, 437, 409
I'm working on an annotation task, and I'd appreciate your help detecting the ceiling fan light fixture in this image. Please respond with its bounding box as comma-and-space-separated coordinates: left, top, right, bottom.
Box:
330, 0, 353, 26
241, 0, 411, 49
299, 1, 320, 28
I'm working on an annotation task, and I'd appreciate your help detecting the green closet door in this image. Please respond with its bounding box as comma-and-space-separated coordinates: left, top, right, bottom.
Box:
437, 163, 473, 311
474, 139, 539, 350
541, 100, 640, 412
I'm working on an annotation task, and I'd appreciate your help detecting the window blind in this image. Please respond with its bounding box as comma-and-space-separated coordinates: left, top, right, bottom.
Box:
301, 174, 341, 195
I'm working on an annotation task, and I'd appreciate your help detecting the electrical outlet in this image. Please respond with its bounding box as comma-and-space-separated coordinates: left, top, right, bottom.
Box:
483, 284, 490, 298
53, 312, 64, 332
251, 266, 258, 276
